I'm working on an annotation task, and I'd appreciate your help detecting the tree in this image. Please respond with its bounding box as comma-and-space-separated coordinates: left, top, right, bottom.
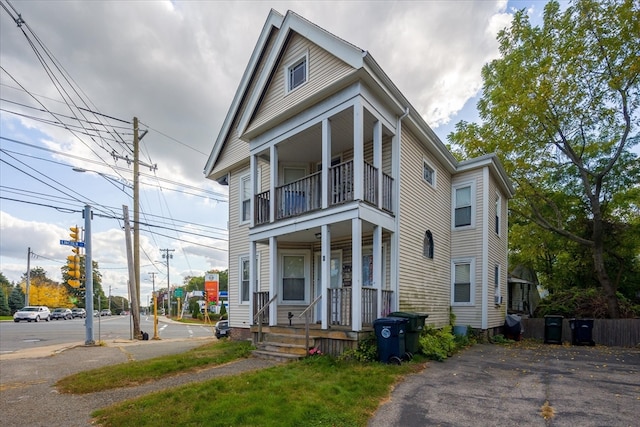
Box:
9, 284, 25, 312
0, 286, 10, 315
20, 267, 70, 307
450, 0, 639, 318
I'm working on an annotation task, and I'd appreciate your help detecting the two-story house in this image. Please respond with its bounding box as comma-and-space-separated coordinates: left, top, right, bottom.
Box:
204, 9, 514, 358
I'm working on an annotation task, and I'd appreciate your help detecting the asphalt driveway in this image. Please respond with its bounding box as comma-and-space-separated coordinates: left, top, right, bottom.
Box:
368, 342, 640, 427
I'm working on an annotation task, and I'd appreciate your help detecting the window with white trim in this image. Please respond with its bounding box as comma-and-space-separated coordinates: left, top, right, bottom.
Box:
494, 264, 501, 305
423, 161, 435, 186
453, 183, 473, 228
282, 254, 307, 303
423, 230, 434, 259
240, 174, 251, 223
452, 259, 474, 305
495, 192, 502, 236
286, 52, 308, 93
240, 256, 250, 303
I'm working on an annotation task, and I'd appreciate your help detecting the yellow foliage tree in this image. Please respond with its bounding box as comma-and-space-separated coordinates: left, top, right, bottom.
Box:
20, 268, 71, 308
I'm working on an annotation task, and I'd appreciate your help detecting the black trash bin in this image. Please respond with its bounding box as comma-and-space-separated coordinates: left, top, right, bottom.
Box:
544, 315, 563, 344
569, 318, 595, 346
389, 311, 429, 355
373, 317, 408, 364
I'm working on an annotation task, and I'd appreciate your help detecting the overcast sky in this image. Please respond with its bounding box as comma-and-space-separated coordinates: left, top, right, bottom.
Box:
0, 0, 551, 301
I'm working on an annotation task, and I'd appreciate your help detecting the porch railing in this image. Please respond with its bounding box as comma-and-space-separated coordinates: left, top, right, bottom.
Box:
276, 171, 322, 220
253, 291, 271, 325
328, 287, 390, 328
253, 159, 394, 225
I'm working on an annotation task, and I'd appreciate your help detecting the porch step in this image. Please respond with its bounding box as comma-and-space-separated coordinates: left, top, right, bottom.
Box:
252, 331, 319, 361
252, 349, 304, 362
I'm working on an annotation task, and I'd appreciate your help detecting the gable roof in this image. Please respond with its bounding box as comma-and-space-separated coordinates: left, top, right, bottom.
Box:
204, 10, 513, 199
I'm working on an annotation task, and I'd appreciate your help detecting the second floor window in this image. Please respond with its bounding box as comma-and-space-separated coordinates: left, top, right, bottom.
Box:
240, 175, 250, 223
454, 185, 472, 227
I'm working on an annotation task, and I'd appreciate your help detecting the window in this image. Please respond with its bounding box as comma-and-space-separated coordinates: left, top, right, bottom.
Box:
423, 161, 435, 186
240, 175, 251, 223
454, 184, 472, 228
286, 52, 308, 92
494, 264, 501, 304
495, 193, 502, 236
423, 230, 434, 259
282, 255, 305, 302
452, 259, 474, 305
240, 257, 250, 303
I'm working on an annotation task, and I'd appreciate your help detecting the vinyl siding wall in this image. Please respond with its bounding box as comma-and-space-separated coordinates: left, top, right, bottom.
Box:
397, 128, 453, 327
487, 174, 508, 328
451, 169, 484, 328
247, 33, 355, 134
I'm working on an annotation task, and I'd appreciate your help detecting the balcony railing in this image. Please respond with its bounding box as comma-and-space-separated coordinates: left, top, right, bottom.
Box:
253, 160, 393, 225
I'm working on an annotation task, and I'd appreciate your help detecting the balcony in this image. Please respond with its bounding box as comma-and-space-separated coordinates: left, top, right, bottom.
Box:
254, 160, 394, 225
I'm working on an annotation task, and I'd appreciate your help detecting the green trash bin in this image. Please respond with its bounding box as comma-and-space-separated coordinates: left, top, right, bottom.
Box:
389, 311, 429, 355
544, 315, 563, 344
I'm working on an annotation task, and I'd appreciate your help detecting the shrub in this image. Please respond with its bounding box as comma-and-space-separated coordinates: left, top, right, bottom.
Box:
339, 335, 378, 362
418, 325, 456, 362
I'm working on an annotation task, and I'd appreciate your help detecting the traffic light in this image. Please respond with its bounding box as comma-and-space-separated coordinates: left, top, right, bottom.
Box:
67, 250, 81, 288
67, 226, 81, 288
69, 226, 80, 242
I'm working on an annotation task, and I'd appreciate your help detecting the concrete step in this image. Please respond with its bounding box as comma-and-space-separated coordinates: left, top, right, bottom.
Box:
263, 333, 316, 346
259, 341, 308, 356
252, 349, 303, 362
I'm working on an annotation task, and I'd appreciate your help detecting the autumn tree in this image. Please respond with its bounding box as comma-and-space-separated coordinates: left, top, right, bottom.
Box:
20, 267, 70, 307
450, 0, 639, 318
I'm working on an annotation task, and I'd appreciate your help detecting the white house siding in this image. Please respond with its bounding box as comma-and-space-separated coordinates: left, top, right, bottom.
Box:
247, 33, 355, 134
397, 128, 452, 328
227, 166, 251, 329
451, 169, 484, 328
487, 174, 508, 328
212, 30, 280, 177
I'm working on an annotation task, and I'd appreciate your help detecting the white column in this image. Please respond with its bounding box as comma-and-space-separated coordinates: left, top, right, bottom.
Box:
321, 224, 331, 329
269, 236, 278, 325
351, 218, 362, 331
373, 120, 382, 209
322, 119, 331, 209
249, 240, 257, 325
250, 154, 256, 227
373, 225, 382, 318
270, 145, 278, 223
353, 101, 364, 201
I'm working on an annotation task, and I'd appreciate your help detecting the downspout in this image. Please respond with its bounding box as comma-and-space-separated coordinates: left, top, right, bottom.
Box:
392, 107, 409, 311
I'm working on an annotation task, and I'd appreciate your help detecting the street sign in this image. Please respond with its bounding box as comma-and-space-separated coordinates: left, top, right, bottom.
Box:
59, 239, 85, 247
174, 288, 184, 298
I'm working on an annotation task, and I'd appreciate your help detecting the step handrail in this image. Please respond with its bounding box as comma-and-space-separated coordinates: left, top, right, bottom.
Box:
299, 294, 322, 356
254, 293, 277, 344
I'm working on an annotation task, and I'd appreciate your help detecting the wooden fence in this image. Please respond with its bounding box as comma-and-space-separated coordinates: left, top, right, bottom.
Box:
522, 318, 640, 347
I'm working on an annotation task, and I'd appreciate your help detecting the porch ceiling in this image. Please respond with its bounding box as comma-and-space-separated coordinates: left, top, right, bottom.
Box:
275, 107, 392, 163
259, 219, 376, 243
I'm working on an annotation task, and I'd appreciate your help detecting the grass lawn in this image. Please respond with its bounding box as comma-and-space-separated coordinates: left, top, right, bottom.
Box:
56, 340, 253, 394
92, 354, 421, 427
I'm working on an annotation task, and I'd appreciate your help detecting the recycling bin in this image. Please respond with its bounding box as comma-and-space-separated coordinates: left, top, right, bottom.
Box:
544, 315, 563, 344
389, 311, 429, 355
374, 317, 408, 364
570, 318, 595, 346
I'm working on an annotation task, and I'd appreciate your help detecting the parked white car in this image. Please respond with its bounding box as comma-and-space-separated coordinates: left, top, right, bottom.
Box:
13, 306, 51, 322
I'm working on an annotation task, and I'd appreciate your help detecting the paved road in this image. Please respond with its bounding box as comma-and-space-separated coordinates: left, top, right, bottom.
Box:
368, 343, 640, 427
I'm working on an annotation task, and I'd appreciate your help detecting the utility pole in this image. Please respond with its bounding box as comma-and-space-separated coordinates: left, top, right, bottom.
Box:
112, 117, 153, 339
160, 248, 174, 316
148, 272, 160, 339
123, 205, 141, 339
84, 205, 95, 345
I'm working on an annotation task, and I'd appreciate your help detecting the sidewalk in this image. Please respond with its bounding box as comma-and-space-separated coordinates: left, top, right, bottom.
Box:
0, 336, 280, 427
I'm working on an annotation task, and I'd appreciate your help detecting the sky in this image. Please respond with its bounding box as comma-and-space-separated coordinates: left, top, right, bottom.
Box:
0, 0, 552, 303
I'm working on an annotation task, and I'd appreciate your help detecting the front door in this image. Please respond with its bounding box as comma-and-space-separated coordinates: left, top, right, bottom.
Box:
314, 251, 341, 322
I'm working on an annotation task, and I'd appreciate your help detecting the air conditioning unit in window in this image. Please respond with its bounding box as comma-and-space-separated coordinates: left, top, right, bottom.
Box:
494, 295, 503, 305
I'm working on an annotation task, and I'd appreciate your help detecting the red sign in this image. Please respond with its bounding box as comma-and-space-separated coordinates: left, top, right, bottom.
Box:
204, 273, 219, 302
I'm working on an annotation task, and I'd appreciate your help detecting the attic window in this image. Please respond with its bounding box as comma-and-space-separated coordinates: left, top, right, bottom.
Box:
286, 52, 308, 92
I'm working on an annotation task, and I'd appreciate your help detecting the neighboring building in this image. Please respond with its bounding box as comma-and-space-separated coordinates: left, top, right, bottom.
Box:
204, 10, 514, 357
